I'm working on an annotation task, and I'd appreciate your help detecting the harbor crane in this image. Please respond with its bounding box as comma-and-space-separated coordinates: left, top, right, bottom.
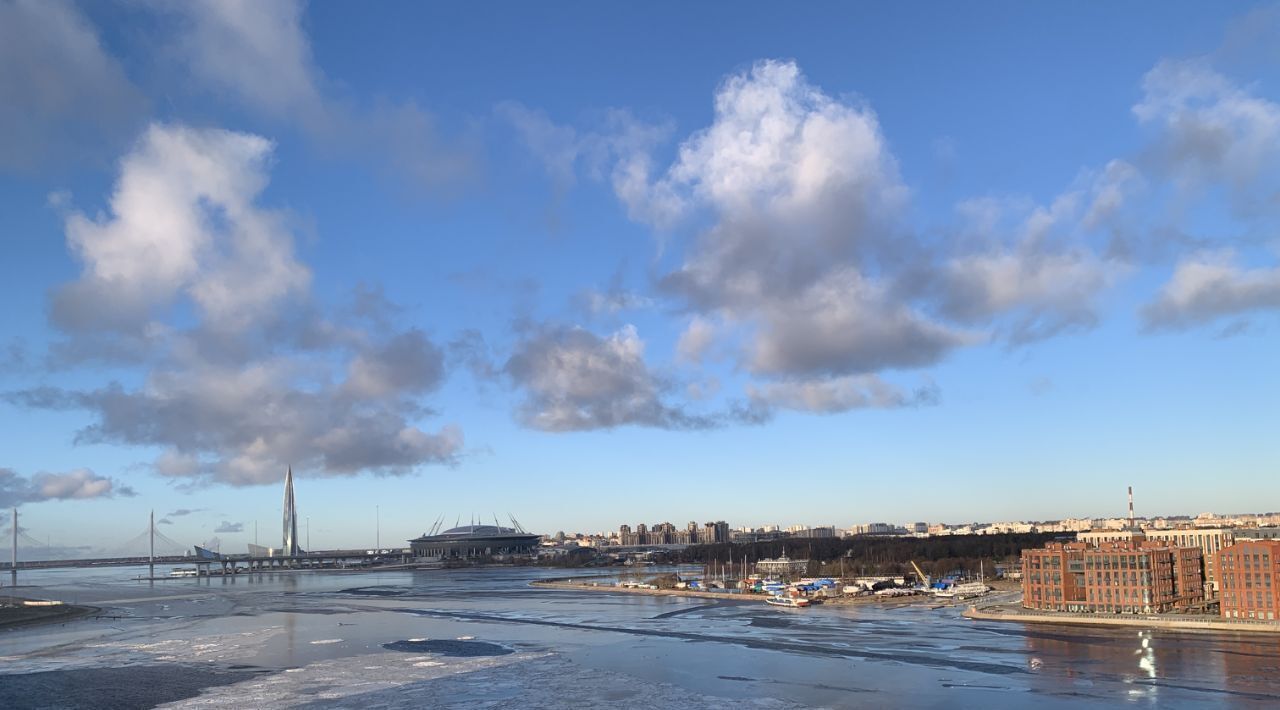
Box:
910, 560, 931, 588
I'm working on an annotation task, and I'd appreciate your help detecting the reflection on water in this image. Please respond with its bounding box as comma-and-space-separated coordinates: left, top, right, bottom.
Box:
1019, 620, 1280, 704
5, 565, 1280, 708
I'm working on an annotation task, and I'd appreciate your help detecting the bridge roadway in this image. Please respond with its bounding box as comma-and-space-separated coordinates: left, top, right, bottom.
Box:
2, 548, 414, 575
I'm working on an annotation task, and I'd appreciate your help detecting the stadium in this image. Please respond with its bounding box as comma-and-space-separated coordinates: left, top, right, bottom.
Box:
409, 519, 541, 560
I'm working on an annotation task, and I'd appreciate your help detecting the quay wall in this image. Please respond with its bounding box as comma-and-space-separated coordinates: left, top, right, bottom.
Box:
964, 605, 1280, 635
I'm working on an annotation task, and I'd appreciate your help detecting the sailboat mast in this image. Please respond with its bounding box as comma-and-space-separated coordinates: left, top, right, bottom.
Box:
149, 509, 155, 579
11, 507, 17, 586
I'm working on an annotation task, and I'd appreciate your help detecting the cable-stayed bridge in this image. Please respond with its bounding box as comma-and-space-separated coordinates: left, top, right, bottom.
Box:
4, 474, 411, 582
3, 512, 193, 576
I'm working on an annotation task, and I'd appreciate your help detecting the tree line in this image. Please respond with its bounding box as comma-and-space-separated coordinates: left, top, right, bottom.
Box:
671, 532, 1063, 578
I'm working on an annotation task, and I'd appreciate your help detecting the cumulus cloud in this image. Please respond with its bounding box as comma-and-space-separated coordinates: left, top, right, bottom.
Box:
654, 60, 909, 308
0, 467, 134, 507
934, 250, 1122, 344
166, 0, 322, 120
213, 521, 244, 534
923, 157, 1142, 346
342, 329, 445, 400
505, 59, 1133, 425
504, 324, 716, 431
158, 0, 473, 193
676, 316, 718, 364
8, 123, 463, 486
0, 0, 146, 172
1133, 59, 1280, 211
10, 346, 461, 486
166, 508, 206, 518
626, 60, 976, 387
52, 123, 309, 334
750, 270, 972, 376
1141, 251, 1280, 329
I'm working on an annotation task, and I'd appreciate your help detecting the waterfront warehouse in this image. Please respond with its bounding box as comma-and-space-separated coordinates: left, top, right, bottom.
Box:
409, 524, 541, 560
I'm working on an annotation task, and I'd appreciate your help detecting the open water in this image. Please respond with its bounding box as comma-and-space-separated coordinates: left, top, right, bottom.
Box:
1, 565, 1278, 708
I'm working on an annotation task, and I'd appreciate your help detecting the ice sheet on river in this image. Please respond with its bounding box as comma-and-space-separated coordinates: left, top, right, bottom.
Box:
161, 653, 805, 709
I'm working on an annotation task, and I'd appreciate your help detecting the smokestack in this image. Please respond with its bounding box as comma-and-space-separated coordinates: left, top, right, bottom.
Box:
1128, 486, 1135, 530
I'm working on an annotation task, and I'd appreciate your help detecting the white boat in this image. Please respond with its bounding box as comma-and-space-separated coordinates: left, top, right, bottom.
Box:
169, 567, 198, 578
766, 595, 811, 608
935, 582, 988, 599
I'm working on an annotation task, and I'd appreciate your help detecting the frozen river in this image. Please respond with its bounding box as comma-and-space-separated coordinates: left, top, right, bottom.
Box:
2, 566, 1279, 708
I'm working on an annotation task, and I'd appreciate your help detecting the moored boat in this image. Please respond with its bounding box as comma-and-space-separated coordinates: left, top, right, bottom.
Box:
765, 595, 811, 608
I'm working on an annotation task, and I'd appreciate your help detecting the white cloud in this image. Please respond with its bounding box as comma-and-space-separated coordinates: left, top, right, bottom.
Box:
0, 0, 146, 172
169, 0, 323, 119
1134, 59, 1280, 205
634, 60, 953, 386
504, 324, 716, 431
750, 270, 972, 376
54, 123, 310, 334
0, 467, 134, 506
749, 375, 936, 414
1083, 160, 1144, 231
937, 250, 1123, 344
499, 102, 680, 225
1142, 250, 1280, 329
160, 0, 473, 193
656, 60, 908, 309
676, 316, 718, 364
9, 123, 463, 486
525, 59, 1129, 419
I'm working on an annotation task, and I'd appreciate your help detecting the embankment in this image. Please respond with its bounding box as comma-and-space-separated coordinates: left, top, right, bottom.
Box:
964, 605, 1280, 635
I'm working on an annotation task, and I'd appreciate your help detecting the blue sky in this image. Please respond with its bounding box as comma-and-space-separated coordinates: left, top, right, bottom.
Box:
1, 1, 1278, 554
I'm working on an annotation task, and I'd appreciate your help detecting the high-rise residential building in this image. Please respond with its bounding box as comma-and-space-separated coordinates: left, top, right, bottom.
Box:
1217, 540, 1280, 621
714, 521, 730, 543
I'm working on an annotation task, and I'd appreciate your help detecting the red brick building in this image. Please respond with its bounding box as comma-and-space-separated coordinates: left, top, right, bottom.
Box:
1022, 542, 1086, 611
1022, 540, 1204, 614
1217, 540, 1280, 620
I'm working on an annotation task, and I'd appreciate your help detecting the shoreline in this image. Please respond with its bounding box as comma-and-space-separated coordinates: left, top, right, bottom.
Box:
528, 578, 971, 609
530, 579, 759, 602
964, 604, 1280, 635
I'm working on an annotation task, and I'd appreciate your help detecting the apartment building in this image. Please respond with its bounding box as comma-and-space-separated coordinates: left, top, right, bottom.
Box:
1022, 540, 1204, 614
1217, 540, 1280, 621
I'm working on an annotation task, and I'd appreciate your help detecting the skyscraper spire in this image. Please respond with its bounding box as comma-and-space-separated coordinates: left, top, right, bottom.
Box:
283, 466, 299, 556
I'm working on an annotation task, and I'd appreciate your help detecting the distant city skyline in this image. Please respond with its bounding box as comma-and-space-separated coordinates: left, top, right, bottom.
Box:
1, 2, 1278, 549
